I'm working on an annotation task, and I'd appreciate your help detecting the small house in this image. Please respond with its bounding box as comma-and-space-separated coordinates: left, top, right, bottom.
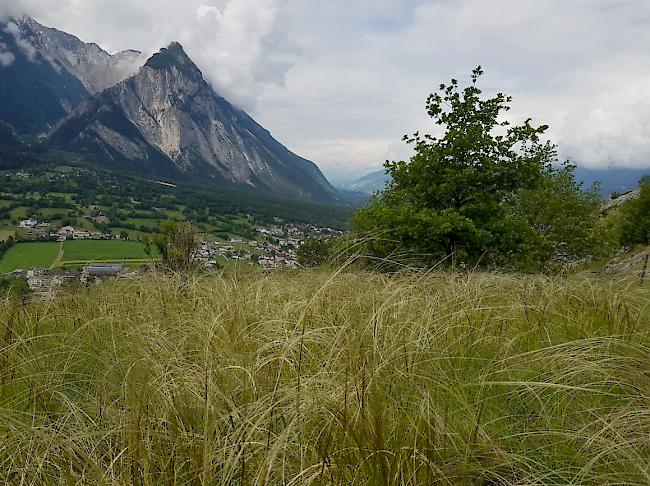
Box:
19, 219, 38, 229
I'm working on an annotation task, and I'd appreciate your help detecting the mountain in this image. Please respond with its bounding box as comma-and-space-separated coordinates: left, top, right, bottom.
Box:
0, 18, 88, 135
573, 166, 649, 197
50, 42, 340, 202
8, 17, 145, 94
0, 18, 339, 202
344, 166, 650, 199
0, 122, 33, 169
0, 16, 145, 135
337, 170, 390, 195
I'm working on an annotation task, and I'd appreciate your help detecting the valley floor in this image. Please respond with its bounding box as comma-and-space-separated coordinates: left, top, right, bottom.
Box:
0, 270, 648, 484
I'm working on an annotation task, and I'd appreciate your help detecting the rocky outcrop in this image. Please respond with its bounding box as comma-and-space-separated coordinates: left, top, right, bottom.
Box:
603, 249, 649, 276
0, 16, 146, 135
602, 190, 641, 211
50, 43, 340, 202
8, 17, 145, 94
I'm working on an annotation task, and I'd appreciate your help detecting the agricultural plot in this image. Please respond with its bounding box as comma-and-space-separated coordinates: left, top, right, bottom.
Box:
125, 218, 162, 229
9, 207, 30, 220
0, 242, 60, 273
0, 240, 159, 273
0, 229, 15, 242
61, 240, 154, 264
38, 208, 73, 217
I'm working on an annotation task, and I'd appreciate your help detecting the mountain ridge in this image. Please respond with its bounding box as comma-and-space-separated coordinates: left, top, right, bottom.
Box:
0, 16, 146, 135
341, 166, 650, 198
0, 17, 340, 203
49, 42, 340, 202
10, 16, 145, 94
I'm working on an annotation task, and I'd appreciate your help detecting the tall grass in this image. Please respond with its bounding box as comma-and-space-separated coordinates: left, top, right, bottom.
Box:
0, 270, 648, 484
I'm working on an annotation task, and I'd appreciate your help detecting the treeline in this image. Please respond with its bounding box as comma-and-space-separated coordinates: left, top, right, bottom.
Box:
619, 179, 650, 246
0, 237, 14, 262
1, 166, 352, 230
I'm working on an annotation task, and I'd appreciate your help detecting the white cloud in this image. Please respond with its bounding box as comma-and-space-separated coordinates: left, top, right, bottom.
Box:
4, 21, 37, 61
187, 0, 298, 109
4, 0, 298, 110
0, 49, 14, 67
264, 0, 650, 174
0, 40, 14, 67
196, 4, 222, 21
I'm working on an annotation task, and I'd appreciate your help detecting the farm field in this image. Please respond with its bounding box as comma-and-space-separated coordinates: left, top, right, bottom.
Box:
0, 240, 158, 273
0, 242, 60, 273
38, 208, 73, 217
9, 206, 29, 220
62, 240, 151, 262
125, 218, 161, 228
0, 229, 14, 241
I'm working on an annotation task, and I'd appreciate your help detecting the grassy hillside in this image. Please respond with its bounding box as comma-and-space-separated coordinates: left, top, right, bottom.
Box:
0, 270, 648, 484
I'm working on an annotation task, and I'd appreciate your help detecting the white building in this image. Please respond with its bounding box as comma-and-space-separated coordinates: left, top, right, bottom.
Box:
19, 219, 38, 229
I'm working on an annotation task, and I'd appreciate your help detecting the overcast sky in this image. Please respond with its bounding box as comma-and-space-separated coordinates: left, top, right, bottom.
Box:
3, 0, 650, 181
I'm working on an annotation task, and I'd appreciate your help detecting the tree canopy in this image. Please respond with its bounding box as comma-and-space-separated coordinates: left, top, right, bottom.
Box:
143, 221, 200, 272
619, 177, 650, 246
352, 67, 605, 271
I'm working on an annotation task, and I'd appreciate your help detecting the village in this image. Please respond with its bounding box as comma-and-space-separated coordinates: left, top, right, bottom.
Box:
6, 220, 344, 293
19, 218, 115, 241
195, 224, 343, 270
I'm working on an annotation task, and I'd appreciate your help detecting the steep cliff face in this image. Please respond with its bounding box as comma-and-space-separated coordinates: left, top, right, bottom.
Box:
13, 17, 145, 94
0, 16, 339, 202
50, 43, 340, 202
0, 18, 89, 134
0, 16, 145, 135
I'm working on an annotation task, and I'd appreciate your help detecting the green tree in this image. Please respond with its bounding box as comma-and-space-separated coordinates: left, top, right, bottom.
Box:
297, 237, 334, 267
143, 221, 200, 272
619, 177, 650, 246
0, 277, 30, 297
353, 67, 605, 271
511, 164, 609, 267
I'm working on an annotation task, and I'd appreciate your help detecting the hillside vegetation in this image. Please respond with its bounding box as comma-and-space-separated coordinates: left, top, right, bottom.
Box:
0, 270, 648, 484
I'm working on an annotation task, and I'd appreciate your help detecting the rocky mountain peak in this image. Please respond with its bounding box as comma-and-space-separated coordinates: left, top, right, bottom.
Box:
144, 42, 201, 80
1, 19, 340, 202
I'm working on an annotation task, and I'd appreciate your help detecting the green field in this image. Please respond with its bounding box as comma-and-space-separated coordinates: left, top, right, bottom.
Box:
9, 206, 29, 220
62, 240, 152, 262
0, 242, 60, 272
38, 208, 73, 217
125, 218, 162, 228
0, 240, 159, 272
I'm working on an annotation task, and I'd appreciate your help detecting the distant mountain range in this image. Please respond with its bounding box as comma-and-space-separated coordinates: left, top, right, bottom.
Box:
0, 17, 340, 203
336, 170, 390, 195
572, 167, 649, 197
338, 166, 650, 198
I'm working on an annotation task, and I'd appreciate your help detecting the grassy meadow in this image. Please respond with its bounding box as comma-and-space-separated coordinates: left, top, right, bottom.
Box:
0, 242, 60, 272
62, 240, 152, 262
0, 270, 648, 484
0, 240, 157, 272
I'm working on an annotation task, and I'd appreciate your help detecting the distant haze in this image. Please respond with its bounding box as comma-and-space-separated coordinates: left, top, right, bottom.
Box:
2, 1, 650, 179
